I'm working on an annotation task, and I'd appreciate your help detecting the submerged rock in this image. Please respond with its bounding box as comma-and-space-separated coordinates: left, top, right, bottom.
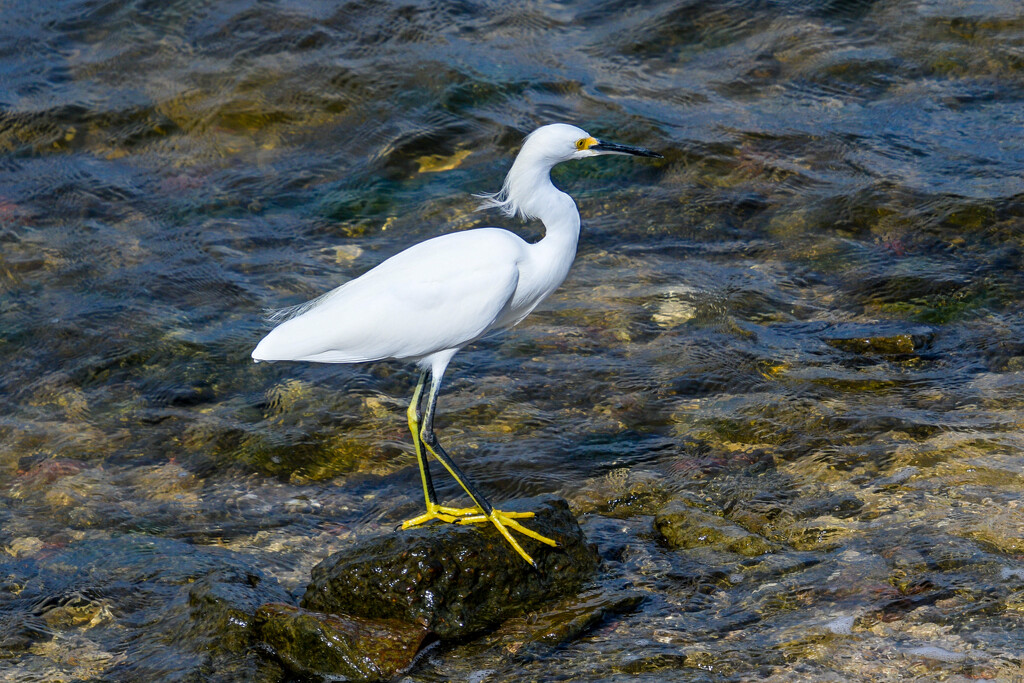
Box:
0, 536, 289, 681
0, 612, 51, 653
184, 565, 293, 655
571, 468, 672, 519
425, 582, 645, 675
481, 585, 644, 652
301, 496, 600, 639
256, 603, 429, 681
655, 501, 776, 557
903, 645, 966, 663
823, 325, 934, 355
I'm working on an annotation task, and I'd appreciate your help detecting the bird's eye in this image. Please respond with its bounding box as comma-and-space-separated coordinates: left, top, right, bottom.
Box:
575, 138, 588, 150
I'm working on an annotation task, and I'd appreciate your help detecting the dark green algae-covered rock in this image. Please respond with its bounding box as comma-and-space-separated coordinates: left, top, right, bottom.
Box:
301, 496, 600, 639
186, 565, 293, 654
256, 603, 430, 681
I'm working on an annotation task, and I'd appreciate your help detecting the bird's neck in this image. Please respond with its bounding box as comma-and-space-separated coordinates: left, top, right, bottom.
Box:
510, 164, 581, 251
516, 169, 581, 300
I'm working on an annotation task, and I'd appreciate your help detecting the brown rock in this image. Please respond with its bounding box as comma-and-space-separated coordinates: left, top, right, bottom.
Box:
256, 603, 429, 681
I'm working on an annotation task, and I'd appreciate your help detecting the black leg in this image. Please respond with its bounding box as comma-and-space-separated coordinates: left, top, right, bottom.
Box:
420, 368, 494, 516
408, 358, 558, 567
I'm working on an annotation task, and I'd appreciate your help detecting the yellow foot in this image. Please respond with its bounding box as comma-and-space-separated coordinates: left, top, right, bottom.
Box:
401, 503, 483, 529
458, 509, 558, 567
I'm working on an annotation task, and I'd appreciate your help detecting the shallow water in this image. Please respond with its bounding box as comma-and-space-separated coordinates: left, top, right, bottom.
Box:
2, 0, 1024, 680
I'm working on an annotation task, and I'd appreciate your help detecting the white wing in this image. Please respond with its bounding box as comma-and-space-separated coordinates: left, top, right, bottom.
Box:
252, 229, 526, 363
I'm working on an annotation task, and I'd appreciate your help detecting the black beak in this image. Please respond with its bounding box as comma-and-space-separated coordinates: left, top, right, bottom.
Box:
591, 140, 663, 158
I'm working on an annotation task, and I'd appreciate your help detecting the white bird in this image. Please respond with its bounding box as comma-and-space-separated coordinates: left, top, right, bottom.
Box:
253, 123, 661, 566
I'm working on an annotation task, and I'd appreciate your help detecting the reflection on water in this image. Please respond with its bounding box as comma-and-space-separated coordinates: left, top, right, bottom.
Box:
2, 0, 1024, 679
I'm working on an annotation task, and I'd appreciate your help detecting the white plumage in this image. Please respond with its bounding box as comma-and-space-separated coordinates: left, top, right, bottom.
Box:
252, 123, 661, 566
253, 228, 527, 365
253, 124, 601, 371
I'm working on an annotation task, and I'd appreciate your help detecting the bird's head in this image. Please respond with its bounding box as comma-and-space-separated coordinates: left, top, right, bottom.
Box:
520, 123, 663, 164
477, 123, 662, 219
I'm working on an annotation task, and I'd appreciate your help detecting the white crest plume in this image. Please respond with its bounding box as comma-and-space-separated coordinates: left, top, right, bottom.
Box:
475, 124, 590, 220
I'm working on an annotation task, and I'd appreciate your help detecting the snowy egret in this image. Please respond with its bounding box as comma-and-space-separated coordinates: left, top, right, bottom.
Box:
253, 123, 661, 566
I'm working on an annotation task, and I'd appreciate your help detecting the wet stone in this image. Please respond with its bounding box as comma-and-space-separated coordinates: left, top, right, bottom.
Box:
434, 583, 645, 675
480, 585, 644, 652
38, 592, 109, 630
965, 527, 1024, 556
884, 546, 930, 576
301, 497, 600, 639
0, 613, 51, 653
256, 603, 430, 682
779, 517, 857, 552
819, 323, 937, 358
0, 536, 290, 681
8, 458, 87, 499
827, 329, 933, 356
184, 565, 293, 654
654, 501, 777, 557
616, 651, 732, 677
791, 493, 864, 520
571, 468, 672, 519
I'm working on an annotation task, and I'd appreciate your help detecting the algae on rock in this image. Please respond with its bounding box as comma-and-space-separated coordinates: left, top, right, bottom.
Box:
256, 603, 429, 682
302, 497, 600, 639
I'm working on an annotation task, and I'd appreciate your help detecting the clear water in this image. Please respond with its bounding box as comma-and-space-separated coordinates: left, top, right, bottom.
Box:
2, 0, 1023, 680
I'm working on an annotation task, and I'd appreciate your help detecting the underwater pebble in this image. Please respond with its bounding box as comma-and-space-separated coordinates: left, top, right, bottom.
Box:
5, 537, 45, 558
284, 497, 322, 513
28, 632, 123, 675
652, 298, 696, 328
999, 567, 1024, 581
903, 645, 966, 662
571, 468, 671, 518
326, 244, 364, 263
874, 467, 919, 488
825, 615, 856, 635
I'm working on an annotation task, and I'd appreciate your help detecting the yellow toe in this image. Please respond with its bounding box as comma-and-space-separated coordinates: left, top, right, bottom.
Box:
401, 503, 485, 529
403, 504, 557, 566
457, 508, 558, 564
435, 504, 484, 517
501, 515, 558, 547
401, 510, 458, 528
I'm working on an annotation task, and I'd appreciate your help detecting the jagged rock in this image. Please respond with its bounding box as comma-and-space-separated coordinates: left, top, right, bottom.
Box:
301, 496, 600, 639
256, 603, 429, 681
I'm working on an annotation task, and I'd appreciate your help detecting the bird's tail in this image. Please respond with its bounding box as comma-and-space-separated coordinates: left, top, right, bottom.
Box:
262, 285, 347, 324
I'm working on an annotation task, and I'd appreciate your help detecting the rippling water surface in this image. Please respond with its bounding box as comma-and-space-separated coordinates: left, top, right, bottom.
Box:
3, 0, 1024, 680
